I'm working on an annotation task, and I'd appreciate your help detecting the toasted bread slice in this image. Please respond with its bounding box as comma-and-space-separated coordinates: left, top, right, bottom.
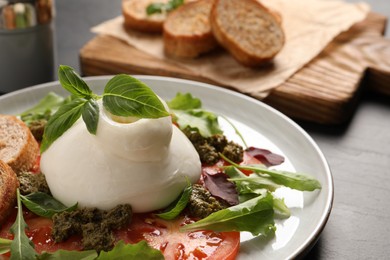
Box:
210, 0, 285, 67
163, 0, 217, 59
0, 160, 19, 225
0, 115, 40, 174
122, 0, 170, 33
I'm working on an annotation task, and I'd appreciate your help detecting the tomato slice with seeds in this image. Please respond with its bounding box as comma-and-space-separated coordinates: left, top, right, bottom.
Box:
115, 214, 240, 260
1, 210, 240, 260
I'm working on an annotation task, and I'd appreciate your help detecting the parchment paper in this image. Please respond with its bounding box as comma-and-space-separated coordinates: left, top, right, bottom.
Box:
92, 0, 369, 98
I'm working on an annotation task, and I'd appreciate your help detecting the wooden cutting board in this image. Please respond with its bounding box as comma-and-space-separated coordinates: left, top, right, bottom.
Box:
80, 12, 390, 124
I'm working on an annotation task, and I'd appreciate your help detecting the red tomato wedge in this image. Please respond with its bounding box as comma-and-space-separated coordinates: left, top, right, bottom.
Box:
0, 210, 240, 260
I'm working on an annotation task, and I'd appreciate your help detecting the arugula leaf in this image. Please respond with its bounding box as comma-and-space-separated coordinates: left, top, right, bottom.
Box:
40, 98, 86, 153
224, 166, 280, 203
167, 92, 201, 110
97, 240, 164, 260
273, 198, 290, 219
10, 189, 37, 260
180, 193, 276, 237
37, 250, 97, 260
156, 181, 192, 220
19, 92, 66, 125
167, 92, 222, 137
221, 154, 322, 191
103, 74, 169, 119
220, 115, 248, 148
81, 99, 100, 135
146, 0, 184, 15
0, 238, 12, 255
20, 192, 77, 218
174, 110, 222, 137
58, 65, 93, 98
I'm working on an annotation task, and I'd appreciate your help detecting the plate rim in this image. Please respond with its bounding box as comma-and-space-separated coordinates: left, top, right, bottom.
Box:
0, 75, 334, 259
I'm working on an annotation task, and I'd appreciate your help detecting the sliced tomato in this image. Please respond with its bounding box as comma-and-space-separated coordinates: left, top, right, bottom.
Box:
115, 214, 240, 260
1, 211, 239, 260
0, 209, 83, 254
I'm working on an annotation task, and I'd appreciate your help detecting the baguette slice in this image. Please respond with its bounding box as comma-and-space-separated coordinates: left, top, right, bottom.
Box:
0, 160, 19, 225
0, 115, 40, 174
210, 0, 285, 67
163, 0, 217, 59
122, 0, 169, 33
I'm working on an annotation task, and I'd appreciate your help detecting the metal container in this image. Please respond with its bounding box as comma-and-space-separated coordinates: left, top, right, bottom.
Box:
0, 0, 55, 93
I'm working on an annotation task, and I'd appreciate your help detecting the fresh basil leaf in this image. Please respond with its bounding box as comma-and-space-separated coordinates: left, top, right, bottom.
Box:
58, 65, 93, 98
180, 192, 276, 237
20, 192, 77, 218
174, 109, 222, 137
97, 240, 164, 260
167, 92, 201, 110
156, 181, 192, 220
0, 238, 12, 255
103, 74, 169, 119
10, 189, 37, 260
221, 154, 322, 191
37, 250, 97, 260
82, 99, 100, 135
40, 98, 86, 153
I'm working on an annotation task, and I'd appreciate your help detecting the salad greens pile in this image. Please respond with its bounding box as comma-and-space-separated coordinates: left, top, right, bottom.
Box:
1, 66, 322, 259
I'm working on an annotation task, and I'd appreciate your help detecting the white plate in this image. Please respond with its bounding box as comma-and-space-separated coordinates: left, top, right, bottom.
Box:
0, 76, 333, 259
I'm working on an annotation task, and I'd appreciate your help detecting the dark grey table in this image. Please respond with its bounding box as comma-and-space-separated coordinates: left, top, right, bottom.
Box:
53, 1, 390, 259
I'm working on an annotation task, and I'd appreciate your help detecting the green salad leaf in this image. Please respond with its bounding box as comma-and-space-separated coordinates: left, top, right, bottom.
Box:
20, 192, 77, 218
97, 241, 164, 260
168, 92, 222, 137
181, 192, 276, 237
167, 92, 201, 110
156, 180, 192, 220
102, 74, 169, 119
0, 238, 12, 255
10, 189, 37, 260
146, 0, 184, 15
221, 154, 322, 192
224, 166, 280, 202
19, 92, 67, 125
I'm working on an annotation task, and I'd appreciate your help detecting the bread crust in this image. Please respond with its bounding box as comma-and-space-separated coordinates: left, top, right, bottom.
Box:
210, 0, 285, 67
163, 0, 217, 59
0, 115, 40, 174
0, 160, 19, 225
122, 0, 168, 33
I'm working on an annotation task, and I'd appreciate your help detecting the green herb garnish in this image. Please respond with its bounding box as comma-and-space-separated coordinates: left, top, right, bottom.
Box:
221, 153, 322, 191
40, 65, 169, 153
180, 192, 276, 237
20, 192, 77, 218
10, 189, 38, 260
156, 180, 192, 220
168, 92, 223, 137
19, 92, 68, 126
146, 0, 184, 15
0, 238, 12, 255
